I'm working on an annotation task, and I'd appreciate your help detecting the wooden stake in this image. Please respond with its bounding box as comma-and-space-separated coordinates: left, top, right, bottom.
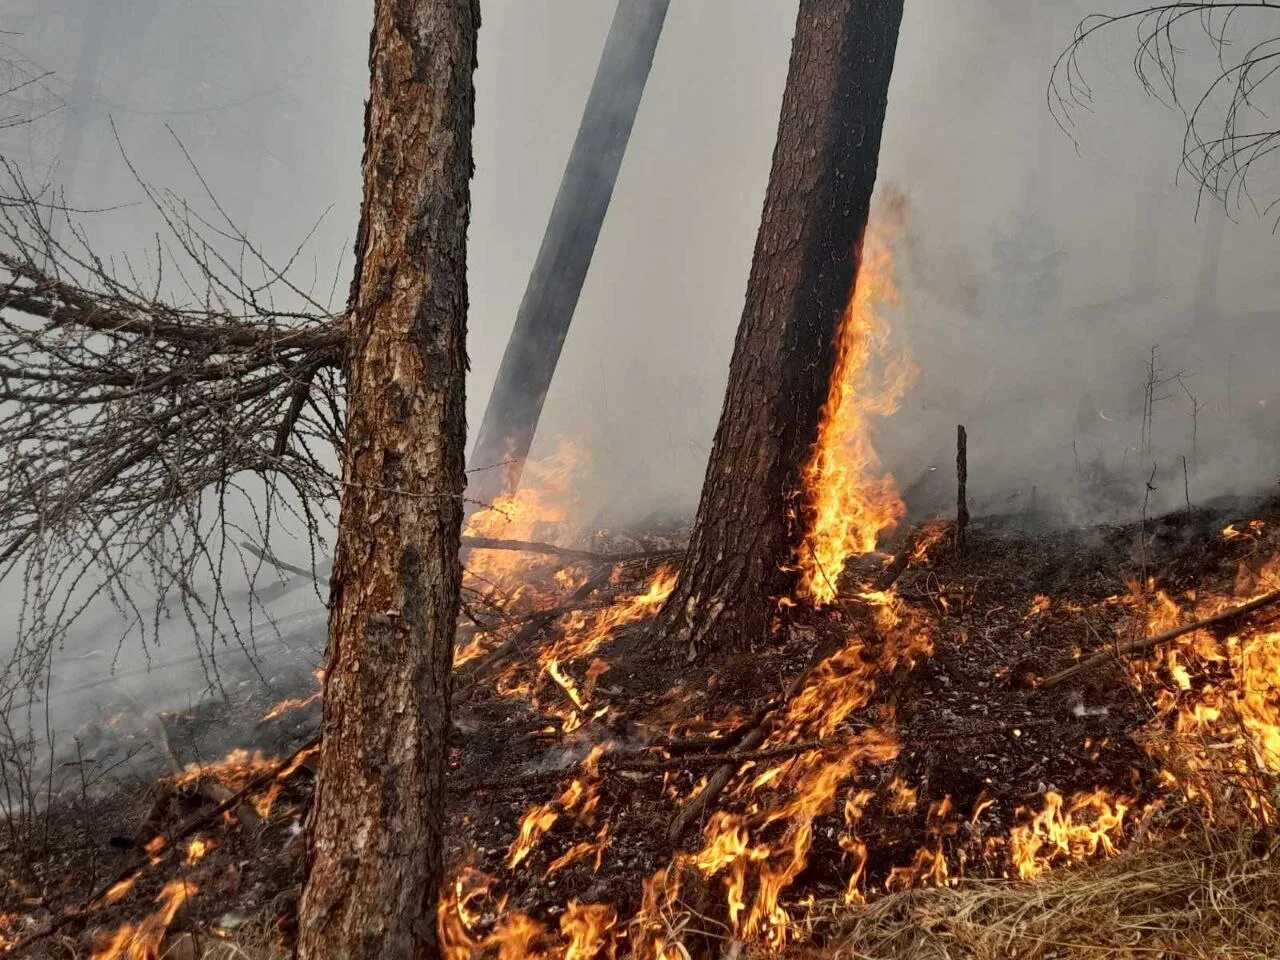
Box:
956, 425, 969, 550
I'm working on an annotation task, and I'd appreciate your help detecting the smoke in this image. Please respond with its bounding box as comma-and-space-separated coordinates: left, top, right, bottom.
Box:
4, 1, 1280, 731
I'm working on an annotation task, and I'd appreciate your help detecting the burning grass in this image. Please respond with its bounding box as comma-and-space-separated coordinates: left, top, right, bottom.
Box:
11, 406, 1280, 959
816, 821, 1280, 960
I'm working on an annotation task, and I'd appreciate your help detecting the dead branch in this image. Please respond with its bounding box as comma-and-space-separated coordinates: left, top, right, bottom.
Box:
0, 141, 344, 694
456, 567, 617, 698
1049, 4, 1280, 222
1039, 586, 1280, 689
458, 739, 848, 793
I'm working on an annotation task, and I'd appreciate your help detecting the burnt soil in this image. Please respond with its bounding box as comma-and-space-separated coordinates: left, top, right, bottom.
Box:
4, 494, 1278, 956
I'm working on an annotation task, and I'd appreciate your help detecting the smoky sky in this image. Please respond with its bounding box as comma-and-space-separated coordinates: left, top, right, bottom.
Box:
4, 0, 1280, 530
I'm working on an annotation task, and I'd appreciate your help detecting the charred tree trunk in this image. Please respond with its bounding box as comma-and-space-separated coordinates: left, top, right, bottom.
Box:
653, 0, 904, 657
296, 3, 477, 959
466, 0, 669, 511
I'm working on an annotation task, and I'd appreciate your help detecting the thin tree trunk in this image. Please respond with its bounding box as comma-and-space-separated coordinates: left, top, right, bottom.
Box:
296, 2, 477, 958
653, 0, 904, 658
466, 0, 669, 512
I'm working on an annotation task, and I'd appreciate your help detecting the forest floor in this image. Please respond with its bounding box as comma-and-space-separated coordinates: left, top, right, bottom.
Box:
4, 493, 1280, 958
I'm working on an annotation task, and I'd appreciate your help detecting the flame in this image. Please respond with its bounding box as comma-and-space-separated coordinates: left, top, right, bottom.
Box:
793, 209, 916, 605
104, 876, 138, 905
440, 869, 616, 960
1131, 551, 1280, 822
0, 913, 15, 952
184, 837, 214, 865
170, 749, 277, 791
1009, 790, 1130, 879
507, 744, 610, 870
670, 575, 933, 941
464, 440, 587, 611
260, 691, 320, 722
91, 880, 194, 960
560, 901, 617, 960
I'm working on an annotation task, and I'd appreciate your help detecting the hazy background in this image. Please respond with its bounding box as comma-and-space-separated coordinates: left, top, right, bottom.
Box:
5, 0, 1277, 527
2, 1, 1279, 720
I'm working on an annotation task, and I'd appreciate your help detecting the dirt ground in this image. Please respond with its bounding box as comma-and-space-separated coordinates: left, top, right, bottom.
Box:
3, 492, 1279, 957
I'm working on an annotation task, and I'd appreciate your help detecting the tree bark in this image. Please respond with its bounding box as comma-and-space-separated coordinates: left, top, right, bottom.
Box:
295, 2, 477, 959
466, 0, 669, 512
652, 0, 904, 658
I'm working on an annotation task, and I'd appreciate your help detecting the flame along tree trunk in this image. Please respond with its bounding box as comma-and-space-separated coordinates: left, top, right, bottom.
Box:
296, 2, 477, 959
652, 0, 904, 657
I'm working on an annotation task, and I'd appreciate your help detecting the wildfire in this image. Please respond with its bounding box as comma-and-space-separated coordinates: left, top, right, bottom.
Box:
793, 207, 917, 605
1132, 551, 1280, 822
91, 880, 194, 960
440, 869, 616, 960
464, 439, 588, 611
1009, 790, 1130, 880
507, 744, 611, 870
260, 691, 320, 723
184, 837, 214, 865
170, 749, 277, 791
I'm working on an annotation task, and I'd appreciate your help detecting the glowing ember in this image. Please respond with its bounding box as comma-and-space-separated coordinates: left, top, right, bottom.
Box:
793, 207, 916, 605
184, 837, 214, 865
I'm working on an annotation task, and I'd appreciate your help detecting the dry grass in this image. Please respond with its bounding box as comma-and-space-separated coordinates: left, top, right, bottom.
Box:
800, 826, 1280, 960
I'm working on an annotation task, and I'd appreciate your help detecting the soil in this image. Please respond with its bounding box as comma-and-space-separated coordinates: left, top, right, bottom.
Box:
4, 493, 1278, 957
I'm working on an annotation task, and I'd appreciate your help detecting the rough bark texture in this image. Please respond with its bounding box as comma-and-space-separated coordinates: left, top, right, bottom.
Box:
295, 2, 477, 959
653, 0, 904, 658
466, 0, 669, 512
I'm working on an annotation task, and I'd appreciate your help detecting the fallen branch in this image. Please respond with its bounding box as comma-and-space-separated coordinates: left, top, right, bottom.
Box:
6, 736, 319, 956
459, 739, 848, 793
666, 632, 850, 844
666, 531, 947, 843
1039, 587, 1280, 690
455, 567, 617, 699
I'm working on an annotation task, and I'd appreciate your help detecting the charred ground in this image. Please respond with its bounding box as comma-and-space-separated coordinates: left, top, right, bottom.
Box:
3, 492, 1279, 956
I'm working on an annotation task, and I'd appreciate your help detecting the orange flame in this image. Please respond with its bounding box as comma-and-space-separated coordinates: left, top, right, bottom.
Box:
1131, 550, 1280, 822
793, 209, 916, 605
184, 837, 214, 865
464, 440, 587, 611
91, 880, 194, 960
1009, 790, 1129, 879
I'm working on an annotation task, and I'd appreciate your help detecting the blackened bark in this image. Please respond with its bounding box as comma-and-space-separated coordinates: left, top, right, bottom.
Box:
653, 0, 904, 657
466, 0, 669, 511
296, 2, 477, 959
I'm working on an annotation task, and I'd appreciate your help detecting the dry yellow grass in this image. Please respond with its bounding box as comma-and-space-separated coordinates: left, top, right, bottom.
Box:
801, 826, 1280, 960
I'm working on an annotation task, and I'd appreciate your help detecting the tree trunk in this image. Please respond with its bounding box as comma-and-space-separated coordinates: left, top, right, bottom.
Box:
466, 0, 669, 512
296, 2, 477, 959
652, 0, 904, 658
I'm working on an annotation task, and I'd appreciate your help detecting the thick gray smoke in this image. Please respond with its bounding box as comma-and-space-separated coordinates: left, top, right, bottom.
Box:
2, 1, 1279, 738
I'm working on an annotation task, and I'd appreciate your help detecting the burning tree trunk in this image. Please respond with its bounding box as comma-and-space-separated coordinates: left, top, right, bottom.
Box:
296, 2, 477, 958
653, 0, 905, 657
466, 0, 669, 510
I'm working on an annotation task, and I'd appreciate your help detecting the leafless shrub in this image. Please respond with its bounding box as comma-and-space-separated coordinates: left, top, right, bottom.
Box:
1051, 2, 1280, 224
0, 125, 347, 703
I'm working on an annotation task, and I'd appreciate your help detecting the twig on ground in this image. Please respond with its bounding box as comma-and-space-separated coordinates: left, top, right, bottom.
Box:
1039, 586, 1280, 689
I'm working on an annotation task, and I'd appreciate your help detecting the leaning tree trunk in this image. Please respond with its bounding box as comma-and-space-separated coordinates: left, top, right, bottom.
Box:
466, 0, 669, 512
296, 2, 477, 959
653, 0, 904, 658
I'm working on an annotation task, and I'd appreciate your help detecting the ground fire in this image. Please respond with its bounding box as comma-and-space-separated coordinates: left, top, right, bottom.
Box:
9, 188, 1280, 955
6, 1, 1280, 959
